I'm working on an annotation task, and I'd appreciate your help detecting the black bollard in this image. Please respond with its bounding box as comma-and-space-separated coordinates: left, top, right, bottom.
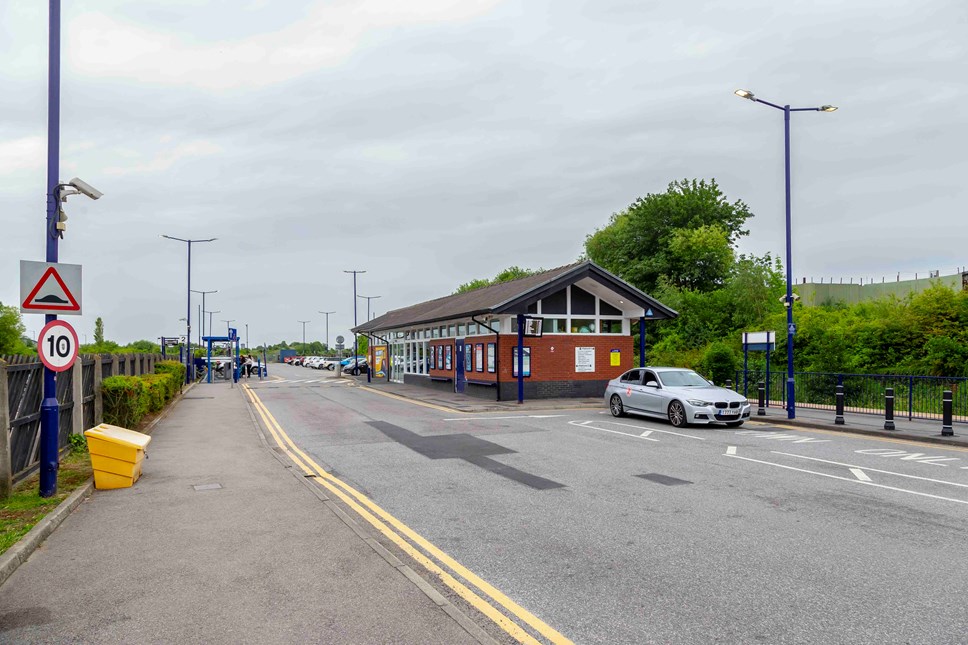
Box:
725, 379, 733, 390
757, 381, 766, 416
941, 390, 953, 436
835, 384, 845, 425
884, 387, 895, 430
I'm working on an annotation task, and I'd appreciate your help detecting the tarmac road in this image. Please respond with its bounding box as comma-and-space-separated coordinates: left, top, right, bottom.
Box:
249, 363, 968, 644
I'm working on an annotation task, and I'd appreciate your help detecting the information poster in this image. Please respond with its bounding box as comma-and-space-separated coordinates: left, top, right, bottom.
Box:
610, 349, 621, 367
575, 346, 595, 372
445, 345, 452, 370
465, 344, 473, 372
373, 345, 387, 377
512, 346, 531, 377
476, 344, 484, 372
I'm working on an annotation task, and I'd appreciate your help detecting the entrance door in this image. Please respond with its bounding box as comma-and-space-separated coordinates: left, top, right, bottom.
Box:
455, 340, 466, 393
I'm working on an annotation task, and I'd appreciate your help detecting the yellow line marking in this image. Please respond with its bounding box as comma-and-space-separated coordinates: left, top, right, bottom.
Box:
752, 421, 968, 454
359, 385, 466, 414
243, 384, 571, 645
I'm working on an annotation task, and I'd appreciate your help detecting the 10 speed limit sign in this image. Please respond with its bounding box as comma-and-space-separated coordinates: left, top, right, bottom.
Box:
38, 319, 79, 372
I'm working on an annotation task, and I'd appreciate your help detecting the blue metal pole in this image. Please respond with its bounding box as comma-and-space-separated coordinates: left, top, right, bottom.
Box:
639, 317, 646, 368
784, 104, 796, 419
39, 0, 62, 497
517, 314, 525, 404
186, 241, 192, 384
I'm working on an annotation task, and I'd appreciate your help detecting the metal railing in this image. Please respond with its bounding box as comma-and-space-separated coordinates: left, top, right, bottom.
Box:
734, 369, 968, 423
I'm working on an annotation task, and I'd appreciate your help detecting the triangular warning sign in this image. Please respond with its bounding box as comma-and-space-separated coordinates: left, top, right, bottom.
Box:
22, 266, 80, 312
645, 308, 654, 317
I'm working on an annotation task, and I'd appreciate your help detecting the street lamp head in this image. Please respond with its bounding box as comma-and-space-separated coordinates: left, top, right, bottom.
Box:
820, 105, 838, 112
734, 89, 755, 100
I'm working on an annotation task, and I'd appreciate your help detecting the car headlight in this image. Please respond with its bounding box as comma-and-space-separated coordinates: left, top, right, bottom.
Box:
740, 399, 749, 405
687, 399, 711, 407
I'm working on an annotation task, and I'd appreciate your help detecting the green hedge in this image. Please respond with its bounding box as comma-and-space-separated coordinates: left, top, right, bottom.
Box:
101, 361, 187, 428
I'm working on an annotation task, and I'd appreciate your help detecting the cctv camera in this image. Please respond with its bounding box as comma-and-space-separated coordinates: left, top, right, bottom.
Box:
69, 177, 103, 200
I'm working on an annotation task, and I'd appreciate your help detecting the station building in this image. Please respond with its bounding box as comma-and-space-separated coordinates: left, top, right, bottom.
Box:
352, 261, 677, 400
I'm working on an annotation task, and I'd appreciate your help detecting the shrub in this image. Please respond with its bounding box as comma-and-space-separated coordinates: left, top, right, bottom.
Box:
700, 341, 738, 386
102, 375, 149, 428
154, 360, 185, 394
141, 374, 169, 412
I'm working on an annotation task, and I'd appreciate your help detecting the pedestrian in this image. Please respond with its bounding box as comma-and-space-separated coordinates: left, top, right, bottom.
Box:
245, 354, 255, 378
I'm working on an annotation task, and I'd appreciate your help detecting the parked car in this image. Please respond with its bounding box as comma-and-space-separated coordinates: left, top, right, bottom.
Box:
318, 357, 342, 370
604, 367, 750, 428
341, 356, 368, 375
304, 356, 323, 369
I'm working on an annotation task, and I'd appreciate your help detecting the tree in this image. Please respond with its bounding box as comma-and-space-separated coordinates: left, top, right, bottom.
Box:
585, 178, 752, 294
94, 317, 104, 344
0, 302, 27, 354
454, 266, 543, 294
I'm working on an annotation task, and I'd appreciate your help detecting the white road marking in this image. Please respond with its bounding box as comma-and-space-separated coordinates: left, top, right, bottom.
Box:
591, 419, 706, 441
771, 452, 968, 489
640, 430, 653, 438
569, 420, 659, 442
850, 468, 872, 482
853, 448, 961, 466
726, 453, 968, 506
442, 415, 567, 421
726, 446, 737, 456
734, 430, 830, 444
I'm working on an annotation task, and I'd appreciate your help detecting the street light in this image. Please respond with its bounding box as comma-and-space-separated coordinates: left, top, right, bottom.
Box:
191, 289, 217, 345
206, 310, 220, 340
297, 320, 311, 353
318, 310, 335, 352
161, 235, 216, 384
357, 295, 381, 323
734, 88, 837, 419
344, 270, 366, 373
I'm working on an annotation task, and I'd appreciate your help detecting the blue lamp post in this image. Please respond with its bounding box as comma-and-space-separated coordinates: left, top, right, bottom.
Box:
734, 89, 837, 419
161, 235, 216, 383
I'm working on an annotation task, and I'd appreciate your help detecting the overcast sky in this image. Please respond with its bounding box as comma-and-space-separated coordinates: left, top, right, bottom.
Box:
2, 0, 966, 346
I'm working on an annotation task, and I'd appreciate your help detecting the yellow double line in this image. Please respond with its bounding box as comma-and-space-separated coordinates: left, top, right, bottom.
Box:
242, 384, 572, 645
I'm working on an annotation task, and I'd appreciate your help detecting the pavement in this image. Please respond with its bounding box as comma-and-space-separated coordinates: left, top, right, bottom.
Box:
0, 379, 490, 644
2, 368, 965, 643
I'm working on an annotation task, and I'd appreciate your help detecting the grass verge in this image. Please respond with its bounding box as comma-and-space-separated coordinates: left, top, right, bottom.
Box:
0, 446, 93, 556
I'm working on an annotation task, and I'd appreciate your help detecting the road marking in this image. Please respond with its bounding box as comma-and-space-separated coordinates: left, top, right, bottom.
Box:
771, 451, 968, 490
569, 420, 659, 442
853, 448, 961, 466
640, 430, 653, 438
850, 468, 872, 482
599, 420, 705, 441
243, 385, 570, 645
726, 453, 968, 506
360, 386, 464, 414
726, 446, 736, 456
746, 423, 968, 453
442, 414, 567, 421
734, 430, 829, 444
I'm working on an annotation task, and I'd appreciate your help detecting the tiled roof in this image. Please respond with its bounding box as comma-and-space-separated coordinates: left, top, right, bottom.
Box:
353, 260, 676, 333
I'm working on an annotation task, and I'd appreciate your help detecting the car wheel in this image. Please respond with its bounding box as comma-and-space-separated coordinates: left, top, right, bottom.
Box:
609, 394, 625, 417
725, 421, 744, 428
668, 401, 687, 428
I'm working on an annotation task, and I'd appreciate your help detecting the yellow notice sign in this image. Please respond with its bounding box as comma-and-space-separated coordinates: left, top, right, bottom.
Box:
610, 349, 621, 366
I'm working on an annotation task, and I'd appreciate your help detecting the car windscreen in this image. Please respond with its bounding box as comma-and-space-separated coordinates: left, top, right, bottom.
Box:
658, 371, 710, 387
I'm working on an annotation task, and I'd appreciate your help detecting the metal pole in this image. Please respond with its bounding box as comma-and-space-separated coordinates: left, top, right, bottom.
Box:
319, 311, 335, 352
639, 317, 646, 368
884, 387, 895, 431
297, 320, 310, 353
757, 381, 766, 416
186, 241, 192, 383
517, 314, 525, 404
784, 104, 796, 420
344, 271, 366, 373
39, 0, 62, 497
941, 390, 953, 436
835, 384, 845, 425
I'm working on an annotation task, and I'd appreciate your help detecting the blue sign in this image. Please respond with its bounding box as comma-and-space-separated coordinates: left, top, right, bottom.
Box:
228, 327, 237, 341
788, 323, 797, 335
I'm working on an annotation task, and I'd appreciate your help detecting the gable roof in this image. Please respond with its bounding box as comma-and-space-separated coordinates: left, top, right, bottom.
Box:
352, 260, 677, 334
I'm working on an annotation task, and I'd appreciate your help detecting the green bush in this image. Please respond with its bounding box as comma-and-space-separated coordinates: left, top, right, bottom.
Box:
102, 376, 149, 428
141, 374, 169, 412
154, 360, 185, 394
700, 341, 738, 386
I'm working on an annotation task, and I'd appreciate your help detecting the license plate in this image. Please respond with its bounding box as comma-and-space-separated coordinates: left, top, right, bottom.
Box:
718, 409, 738, 416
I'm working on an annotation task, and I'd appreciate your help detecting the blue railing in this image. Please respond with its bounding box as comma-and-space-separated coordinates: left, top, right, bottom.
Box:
733, 369, 968, 423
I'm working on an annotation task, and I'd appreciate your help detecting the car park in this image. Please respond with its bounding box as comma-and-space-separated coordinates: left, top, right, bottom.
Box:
604, 367, 750, 428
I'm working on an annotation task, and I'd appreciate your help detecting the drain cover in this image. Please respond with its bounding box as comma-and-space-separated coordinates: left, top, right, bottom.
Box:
192, 483, 223, 491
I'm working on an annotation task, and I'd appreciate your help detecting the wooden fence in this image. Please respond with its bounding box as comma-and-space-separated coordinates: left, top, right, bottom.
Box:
1, 353, 164, 496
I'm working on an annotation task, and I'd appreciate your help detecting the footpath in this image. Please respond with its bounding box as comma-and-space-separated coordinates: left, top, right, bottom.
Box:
0, 381, 487, 645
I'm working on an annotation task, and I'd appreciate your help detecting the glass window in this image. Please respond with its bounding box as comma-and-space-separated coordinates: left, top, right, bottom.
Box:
487, 343, 496, 372
599, 319, 623, 333
600, 299, 622, 316
445, 345, 452, 370
571, 286, 596, 314
542, 318, 566, 333
432, 327, 439, 338
448, 324, 456, 337
571, 319, 596, 333
476, 344, 484, 372
467, 323, 477, 336
621, 369, 643, 383
465, 344, 472, 372
512, 347, 531, 377
457, 323, 465, 336
542, 288, 567, 314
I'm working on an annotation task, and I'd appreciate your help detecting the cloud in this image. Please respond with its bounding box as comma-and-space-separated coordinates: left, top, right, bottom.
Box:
101, 140, 222, 176
67, 0, 505, 91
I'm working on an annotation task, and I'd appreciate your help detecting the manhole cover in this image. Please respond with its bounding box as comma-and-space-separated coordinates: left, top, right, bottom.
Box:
192, 483, 223, 491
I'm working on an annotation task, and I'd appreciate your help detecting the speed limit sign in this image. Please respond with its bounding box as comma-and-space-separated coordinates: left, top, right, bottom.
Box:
38, 320, 79, 372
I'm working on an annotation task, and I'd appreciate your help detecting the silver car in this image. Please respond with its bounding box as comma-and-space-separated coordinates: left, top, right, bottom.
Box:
604, 367, 750, 428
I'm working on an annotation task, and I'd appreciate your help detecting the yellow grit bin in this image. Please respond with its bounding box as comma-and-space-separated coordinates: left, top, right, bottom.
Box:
83, 424, 152, 490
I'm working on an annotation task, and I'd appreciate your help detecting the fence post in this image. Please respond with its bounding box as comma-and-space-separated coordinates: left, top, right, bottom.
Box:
71, 357, 83, 436
112, 354, 119, 377
0, 359, 11, 499
941, 390, 953, 436
94, 354, 104, 425
757, 381, 766, 416
908, 376, 914, 421
884, 387, 895, 431
835, 384, 845, 425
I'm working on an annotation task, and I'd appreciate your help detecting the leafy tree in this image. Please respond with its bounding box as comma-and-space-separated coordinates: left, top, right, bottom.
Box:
454, 266, 544, 294
0, 302, 27, 354
94, 317, 104, 344
700, 341, 739, 386
585, 178, 752, 293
